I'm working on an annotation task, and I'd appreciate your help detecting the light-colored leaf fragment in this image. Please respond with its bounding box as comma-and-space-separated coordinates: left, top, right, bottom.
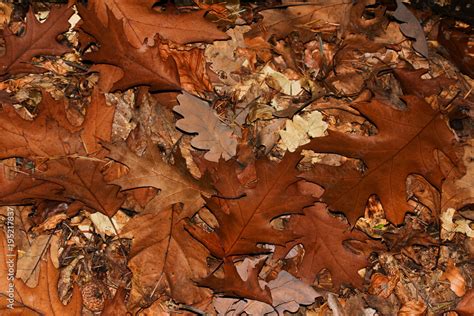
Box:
441, 208, 474, 240
174, 92, 238, 162
279, 111, 328, 152
16, 234, 50, 288
214, 270, 321, 316
261, 65, 302, 96
89, 211, 129, 236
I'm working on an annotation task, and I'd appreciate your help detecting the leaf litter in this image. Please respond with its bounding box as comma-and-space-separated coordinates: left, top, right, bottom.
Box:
0, 0, 472, 315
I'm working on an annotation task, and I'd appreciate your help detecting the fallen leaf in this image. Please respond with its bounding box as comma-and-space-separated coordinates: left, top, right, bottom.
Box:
0, 91, 124, 216
15, 234, 51, 288
89, 0, 228, 48
441, 144, 474, 213
277, 203, 379, 289
174, 92, 238, 162
246, 1, 352, 42
440, 259, 466, 297
187, 151, 318, 300
104, 142, 214, 215
392, 0, 429, 57
456, 289, 474, 316
78, 6, 181, 92
80, 88, 116, 154
398, 299, 427, 316
122, 204, 211, 309
279, 111, 328, 152
214, 270, 321, 315
301, 96, 459, 224
0, 6, 73, 79
0, 231, 82, 315
441, 208, 474, 240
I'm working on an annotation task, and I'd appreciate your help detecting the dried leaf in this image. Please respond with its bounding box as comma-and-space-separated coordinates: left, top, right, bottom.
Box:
0, 6, 73, 78
15, 234, 50, 288
187, 152, 318, 300
0, 232, 82, 315
246, 1, 352, 41
78, 6, 180, 92
392, 0, 429, 57
89, 0, 228, 48
302, 96, 459, 224
80, 88, 116, 154
456, 289, 474, 316
104, 142, 213, 215
174, 92, 238, 162
278, 203, 379, 289
440, 259, 466, 297
214, 270, 321, 315
0, 92, 124, 216
398, 300, 427, 316
441, 144, 474, 212
279, 111, 328, 152
122, 204, 211, 309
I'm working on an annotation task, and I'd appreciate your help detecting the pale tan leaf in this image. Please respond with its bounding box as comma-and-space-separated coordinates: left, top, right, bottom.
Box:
174, 92, 238, 162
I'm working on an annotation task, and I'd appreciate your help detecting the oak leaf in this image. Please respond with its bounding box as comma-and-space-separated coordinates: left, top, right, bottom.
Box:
88, 0, 228, 48
0, 163, 65, 206
174, 92, 238, 162
187, 152, 318, 301
78, 6, 181, 92
121, 204, 211, 309
301, 96, 459, 224
15, 234, 51, 288
393, 0, 429, 58
214, 269, 321, 315
277, 203, 379, 289
104, 142, 214, 215
0, 6, 73, 79
245, 1, 352, 42
0, 91, 124, 216
0, 232, 82, 315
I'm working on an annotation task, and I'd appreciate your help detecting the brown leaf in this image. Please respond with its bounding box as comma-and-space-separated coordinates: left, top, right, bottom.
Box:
104, 142, 213, 215
188, 152, 316, 258
0, 231, 82, 315
101, 287, 128, 316
438, 20, 474, 79
0, 92, 124, 216
441, 144, 473, 212
0, 6, 73, 78
398, 299, 427, 316
121, 204, 211, 309
78, 6, 181, 92
456, 289, 474, 316
35, 158, 124, 217
301, 96, 459, 224
278, 203, 378, 289
15, 234, 51, 288
187, 152, 317, 301
393, 0, 429, 57
80, 88, 116, 154
164, 47, 213, 94
200, 257, 272, 304
174, 92, 238, 162
214, 269, 321, 315
246, 1, 352, 42
0, 163, 65, 206
89, 0, 228, 48
440, 259, 466, 297
393, 68, 457, 98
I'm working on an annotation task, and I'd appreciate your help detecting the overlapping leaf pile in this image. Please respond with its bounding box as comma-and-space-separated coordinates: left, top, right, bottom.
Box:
0, 1, 472, 315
